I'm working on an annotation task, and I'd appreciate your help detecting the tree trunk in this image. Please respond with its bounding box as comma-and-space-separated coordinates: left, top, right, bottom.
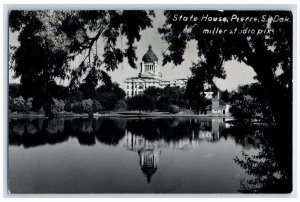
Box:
252, 62, 292, 132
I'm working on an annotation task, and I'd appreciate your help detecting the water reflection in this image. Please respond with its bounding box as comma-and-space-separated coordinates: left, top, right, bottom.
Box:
9, 118, 225, 147
139, 148, 161, 183
8, 117, 291, 193
232, 127, 292, 193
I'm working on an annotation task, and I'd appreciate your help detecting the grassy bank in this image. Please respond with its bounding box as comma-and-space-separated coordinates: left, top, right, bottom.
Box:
9, 110, 232, 118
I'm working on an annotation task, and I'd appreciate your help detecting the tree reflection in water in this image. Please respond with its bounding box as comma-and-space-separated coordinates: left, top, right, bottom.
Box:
9, 117, 292, 192
232, 126, 292, 193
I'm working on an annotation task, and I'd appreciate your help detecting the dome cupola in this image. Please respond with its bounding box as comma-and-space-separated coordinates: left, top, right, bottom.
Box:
142, 44, 158, 63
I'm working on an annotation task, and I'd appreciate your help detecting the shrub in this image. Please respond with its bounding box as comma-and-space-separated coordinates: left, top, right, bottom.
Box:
50, 98, 65, 115
71, 99, 95, 115
127, 95, 155, 112
168, 104, 180, 114
64, 100, 72, 112
72, 102, 84, 114
93, 100, 103, 113
9, 96, 32, 113
82, 99, 93, 114
114, 99, 127, 111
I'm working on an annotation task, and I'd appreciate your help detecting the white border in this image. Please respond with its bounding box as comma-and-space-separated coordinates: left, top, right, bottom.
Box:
1, 1, 299, 201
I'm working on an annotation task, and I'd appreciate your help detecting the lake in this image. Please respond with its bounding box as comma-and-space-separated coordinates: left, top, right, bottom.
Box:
8, 117, 291, 193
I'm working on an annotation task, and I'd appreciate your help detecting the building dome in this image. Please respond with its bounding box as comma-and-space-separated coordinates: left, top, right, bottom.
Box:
138, 148, 161, 183
141, 164, 157, 183
142, 44, 158, 63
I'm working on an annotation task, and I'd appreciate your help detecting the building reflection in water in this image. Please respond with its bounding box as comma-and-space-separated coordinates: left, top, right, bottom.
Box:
9, 117, 288, 192
9, 117, 227, 184
9, 117, 239, 183
124, 118, 226, 183
138, 148, 161, 183
125, 131, 162, 183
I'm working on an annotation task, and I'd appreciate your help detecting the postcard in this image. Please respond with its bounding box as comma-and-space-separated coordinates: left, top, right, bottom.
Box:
8, 10, 293, 194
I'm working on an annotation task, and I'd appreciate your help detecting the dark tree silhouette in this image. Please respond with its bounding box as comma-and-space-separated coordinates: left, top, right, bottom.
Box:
9, 10, 155, 117
184, 65, 218, 114
8, 84, 21, 98
234, 127, 292, 193
95, 82, 126, 110
159, 11, 292, 129
127, 95, 155, 112
229, 83, 275, 124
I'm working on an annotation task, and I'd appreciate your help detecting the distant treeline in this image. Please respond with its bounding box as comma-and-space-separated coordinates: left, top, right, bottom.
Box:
9, 82, 275, 124
9, 83, 204, 115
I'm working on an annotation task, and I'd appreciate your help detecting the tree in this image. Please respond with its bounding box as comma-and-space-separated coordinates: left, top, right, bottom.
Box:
143, 86, 163, 109
114, 99, 127, 111
184, 71, 217, 114
220, 90, 230, 103
95, 82, 126, 110
157, 86, 186, 111
159, 11, 292, 130
50, 98, 65, 115
92, 100, 103, 113
127, 95, 155, 112
234, 127, 292, 193
9, 10, 155, 117
9, 84, 21, 98
168, 104, 180, 114
229, 83, 275, 124
64, 99, 72, 112
81, 99, 94, 116
9, 96, 32, 113
143, 86, 162, 99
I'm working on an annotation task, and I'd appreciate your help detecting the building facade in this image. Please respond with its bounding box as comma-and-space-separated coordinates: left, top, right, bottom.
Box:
211, 92, 231, 115
124, 45, 187, 97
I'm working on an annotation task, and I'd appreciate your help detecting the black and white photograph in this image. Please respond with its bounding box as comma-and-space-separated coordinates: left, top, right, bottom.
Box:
7, 9, 293, 194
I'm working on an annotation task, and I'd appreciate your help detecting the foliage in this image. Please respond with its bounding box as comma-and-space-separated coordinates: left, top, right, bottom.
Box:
159, 11, 292, 128
143, 87, 162, 100
95, 83, 126, 110
184, 65, 219, 114
126, 86, 188, 113
114, 99, 127, 111
143, 86, 162, 110
168, 104, 180, 114
66, 90, 84, 103
229, 95, 257, 123
69, 99, 102, 114
127, 95, 155, 112
157, 86, 187, 111
50, 98, 65, 115
64, 99, 72, 112
71, 99, 94, 115
92, 100, 103, 113
220, 90, 230, 103
81, 99, 94, 115
9, 84, 21, 98
9, 96, 32, 113
71, 102, 84, 114
229, 83, 274, 124
233, 127, 292, 193
9, 10, 155, 116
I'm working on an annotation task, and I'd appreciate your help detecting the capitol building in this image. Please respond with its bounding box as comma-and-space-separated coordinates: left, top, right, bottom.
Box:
124, 45, 187, 97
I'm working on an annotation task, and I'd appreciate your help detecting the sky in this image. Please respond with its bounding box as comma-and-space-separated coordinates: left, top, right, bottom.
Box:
9, 10, 257, 91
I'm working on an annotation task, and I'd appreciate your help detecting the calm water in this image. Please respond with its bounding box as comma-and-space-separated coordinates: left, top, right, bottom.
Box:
8, 117, 291, 193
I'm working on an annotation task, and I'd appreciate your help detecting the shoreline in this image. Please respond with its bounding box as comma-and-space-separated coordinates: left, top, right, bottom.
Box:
9, 112, 232, 119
